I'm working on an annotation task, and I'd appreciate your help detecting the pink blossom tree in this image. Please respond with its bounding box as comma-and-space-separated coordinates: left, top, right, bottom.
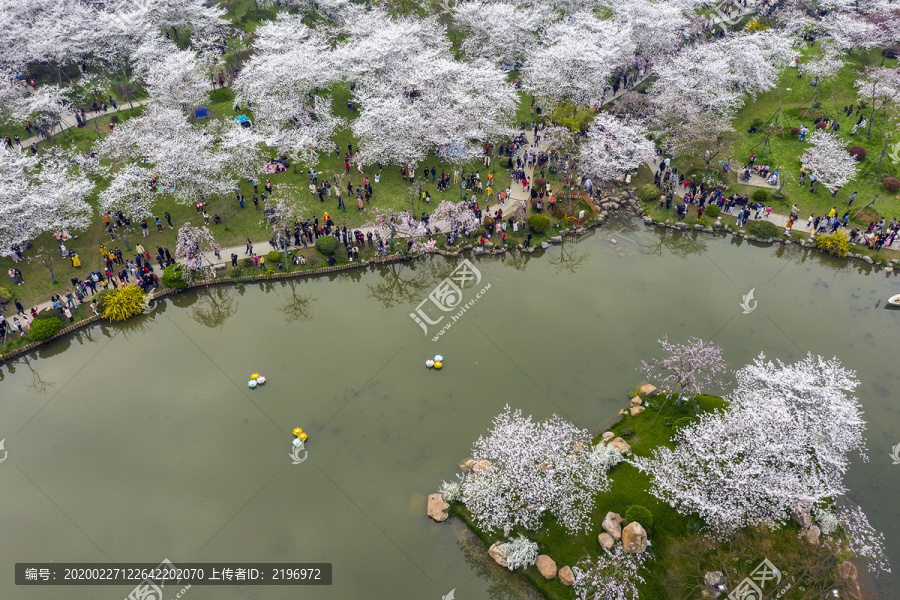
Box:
175, 222, 219, 281
640, 336, 726, 415
574, 545, 649, 600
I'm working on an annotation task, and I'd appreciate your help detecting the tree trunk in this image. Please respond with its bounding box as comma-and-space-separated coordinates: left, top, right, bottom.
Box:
171, 26, 179, 40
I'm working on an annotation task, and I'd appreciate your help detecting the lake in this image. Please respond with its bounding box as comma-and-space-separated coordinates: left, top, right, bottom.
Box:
1, 217, 897, 599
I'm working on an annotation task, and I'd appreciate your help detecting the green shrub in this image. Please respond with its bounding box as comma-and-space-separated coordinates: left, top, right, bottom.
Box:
315, 235, 339, 256
0, 286, 11, 305
884, 177, 900, 192
527, 214, 550, 233
625, 505, 654, 530
110, 115, 120, 124
751, 189, 769, 204
705, 204, 720, 217
637, 184, 661, 203
267, 250, 281, 262
673, 417, 696, 430
620, 428, 635, 438
30, 317, 63, 341
92, 288, 115, 307
162, 264, 187, 289
746, 220, 779, 238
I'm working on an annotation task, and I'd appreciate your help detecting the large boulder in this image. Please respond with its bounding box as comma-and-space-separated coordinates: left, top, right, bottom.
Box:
805, 525, 821, 546
608, 437, 631, 454
602, 512, 624, 540
639, 384, 657, 396
622, 522, 647, 554
598, 532, 615, 550
601, 431, 616, 442
473, 459, 493, 474
558, 566, 575, 586
837, 561, 861, 599
427, 493, 449, 522
488, 542, 508, 568
630, 396, 643, 407
535, 555, 557, 579
458, 457, 476, 472
629, 406, 645, 416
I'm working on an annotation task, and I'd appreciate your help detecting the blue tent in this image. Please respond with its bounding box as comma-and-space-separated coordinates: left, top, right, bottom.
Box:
235, 115, 252, 128
194, 105, 210, 119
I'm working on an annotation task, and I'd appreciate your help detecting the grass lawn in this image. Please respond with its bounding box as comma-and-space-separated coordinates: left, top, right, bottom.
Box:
670, 46, 899, 227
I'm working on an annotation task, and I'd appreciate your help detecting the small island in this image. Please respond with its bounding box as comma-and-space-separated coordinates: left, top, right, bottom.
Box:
428, 339, 887, 599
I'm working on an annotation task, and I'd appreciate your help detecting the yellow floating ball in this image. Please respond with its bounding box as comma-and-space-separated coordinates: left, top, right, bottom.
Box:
299, 432, 308, 442
251, 373, 260, 380
434, 361, 443, 370
293, 427, 303, 437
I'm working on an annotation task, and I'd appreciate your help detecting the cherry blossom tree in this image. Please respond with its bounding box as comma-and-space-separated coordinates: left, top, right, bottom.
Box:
633, 354, 868, 538
574, 546, 649, 600
98, 163, 157, 221
577, 114, 655, 184
520, 13, 635, 104
132, 35, 209, 113
0, 152, 94, 257
97, 105, 232, 206
854, 66, 900, 135
175, 222, 218, 280
336, 8, 516, 167
460, 406, 612, 534
801, 130, 859, 193
640, 336, 726, 413
603, 0, 692, 61
452, 1, 542, 64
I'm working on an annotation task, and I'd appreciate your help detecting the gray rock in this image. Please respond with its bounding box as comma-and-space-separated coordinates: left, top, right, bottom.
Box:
540, 241, 549, 249
863, 255, 874, 264
549, 236, 563, 243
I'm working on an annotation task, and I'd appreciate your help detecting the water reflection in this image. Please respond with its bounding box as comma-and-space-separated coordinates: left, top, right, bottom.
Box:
548, 236, 591, 276
188, 286, 239, 329
275, 280, 315, 323
366, 260, 455, 308
640, 227, 708, 259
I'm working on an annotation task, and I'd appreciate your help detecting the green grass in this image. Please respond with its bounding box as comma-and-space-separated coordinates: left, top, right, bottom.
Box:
729, 46, 899, 223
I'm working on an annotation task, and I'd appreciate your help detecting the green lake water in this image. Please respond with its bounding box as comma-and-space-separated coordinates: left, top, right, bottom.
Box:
1, 217, 898, 599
